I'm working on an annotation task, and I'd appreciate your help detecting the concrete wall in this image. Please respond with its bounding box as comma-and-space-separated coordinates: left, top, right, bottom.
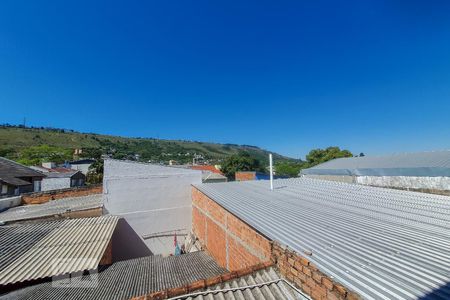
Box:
304, 174, 450, 195
41, 178, 71, 191
70, 163, 91, 175
191, 187, 359, 300
303, 174, 355, 184
103, 159, 202, 256
356, 175, 450, 192
0, 196, 21, 212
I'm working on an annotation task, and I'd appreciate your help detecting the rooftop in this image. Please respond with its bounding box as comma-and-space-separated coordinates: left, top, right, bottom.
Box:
2, 251, 226, 300
301, 150, 450, 177
0, 157, 45, 185
44, 170, 82, 178
0, 194, 103, 224
0, 215, 118, 285
194, 178, 450, 299
173, 267, 309, 300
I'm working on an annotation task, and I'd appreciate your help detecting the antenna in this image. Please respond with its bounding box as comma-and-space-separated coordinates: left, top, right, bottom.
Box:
269, 153, 273, 191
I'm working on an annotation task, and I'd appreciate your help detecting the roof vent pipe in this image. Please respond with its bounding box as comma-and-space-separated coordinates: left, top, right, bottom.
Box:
269, 153, 273, 191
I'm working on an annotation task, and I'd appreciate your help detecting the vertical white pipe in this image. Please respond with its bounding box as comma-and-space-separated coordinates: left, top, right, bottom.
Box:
269, 153, 273, 191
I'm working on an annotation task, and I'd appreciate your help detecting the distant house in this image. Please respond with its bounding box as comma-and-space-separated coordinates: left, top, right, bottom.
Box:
67, 159, 95, 175
190, 165, 227, 183
235, 171, 276, 181
301, 150, 450, 194
0, 157, 45, 197
40, 169, 86, 191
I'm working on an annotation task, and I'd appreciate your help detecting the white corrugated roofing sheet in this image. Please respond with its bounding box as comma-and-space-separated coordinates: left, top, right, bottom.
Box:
2, 252, 226, 300
172, 267, 309, 300
194, 178, 450, 300
0, 194, 103, 223
0, 215, 118, 285
301, 150, 450, 176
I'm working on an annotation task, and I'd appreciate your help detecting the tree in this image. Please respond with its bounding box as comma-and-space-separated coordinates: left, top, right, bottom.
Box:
220, 152, 263, 179
86, 160, 104, 184
305, 147, 352, 168
17, 145, 72, 166
275, 161, 306, 178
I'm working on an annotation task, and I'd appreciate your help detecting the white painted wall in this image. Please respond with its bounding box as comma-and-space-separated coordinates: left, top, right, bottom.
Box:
356, 176, 450, 191
70, 163, 92, 175
103, 159, 202, 257
41, 178, 71, 191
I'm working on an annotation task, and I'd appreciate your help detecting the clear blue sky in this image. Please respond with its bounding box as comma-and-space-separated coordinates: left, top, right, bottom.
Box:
1, 1, 450, 159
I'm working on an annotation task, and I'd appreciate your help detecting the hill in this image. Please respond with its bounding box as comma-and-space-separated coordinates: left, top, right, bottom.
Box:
0, 125, 296, 165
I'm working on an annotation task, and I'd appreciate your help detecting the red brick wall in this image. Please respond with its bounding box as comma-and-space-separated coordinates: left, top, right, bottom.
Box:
192, 187, 271, 271
235, 172, 256, 181
22, 184, 103, 204
191, 187, 360, 300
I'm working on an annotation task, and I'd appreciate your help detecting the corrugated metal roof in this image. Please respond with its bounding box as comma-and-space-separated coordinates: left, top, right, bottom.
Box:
0, 194, 103, 223
0, 157, 45, 179
194, 178, 450, 300
172, 267, 309, 300
44, 170, 81, 178
2, 252, 226, 300
0, 177, 33, 186
0, 215, 118, 285
301, 150, 450, 176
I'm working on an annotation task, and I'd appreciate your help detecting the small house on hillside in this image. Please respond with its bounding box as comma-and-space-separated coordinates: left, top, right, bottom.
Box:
0, 157, 45, 197
67, 159, 95, 175
40, 169, 85, 191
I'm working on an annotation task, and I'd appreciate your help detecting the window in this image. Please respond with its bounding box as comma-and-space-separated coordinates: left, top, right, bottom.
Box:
33, 180, 42, 192
1, 184, 7, 194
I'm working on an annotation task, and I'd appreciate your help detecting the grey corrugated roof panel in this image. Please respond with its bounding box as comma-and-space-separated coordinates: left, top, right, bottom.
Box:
301, 150, 450, 177
0, 215, 118, 285
172, 267, 309, 300
193, 178, 450, 300
0, 177, 32, 186
0, 157, 45, 178
2, 252, 227, 300
44, 171, 80, 178
0, 194, 103, 223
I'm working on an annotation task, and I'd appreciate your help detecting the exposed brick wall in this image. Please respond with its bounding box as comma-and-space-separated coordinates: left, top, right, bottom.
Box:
192, 187, 361, 300
235, 172, 256, 181
192, 187, 271, 271
272, 242, 360, 300
21, 184, 102, 204
130, 261, 273, 300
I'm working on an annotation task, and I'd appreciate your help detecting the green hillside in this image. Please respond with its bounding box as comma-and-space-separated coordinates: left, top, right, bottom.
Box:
0, 126, 296, 165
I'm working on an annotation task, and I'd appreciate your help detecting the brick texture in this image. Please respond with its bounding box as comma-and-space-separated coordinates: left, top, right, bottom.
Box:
21, 184, 103, 204
192, 187, 271, 271
192, 187, 361, 300
272, 242, 361, 300
235, 172, 256, 181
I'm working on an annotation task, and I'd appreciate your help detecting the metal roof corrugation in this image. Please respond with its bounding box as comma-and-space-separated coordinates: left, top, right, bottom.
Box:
194, 178, 450, 300
301, 150, 450, 176
0, 157, 45, 178
0, 215, 118, 285
0, 194, 103, 223
172, 267, 309, 300
3, 252, 226, 300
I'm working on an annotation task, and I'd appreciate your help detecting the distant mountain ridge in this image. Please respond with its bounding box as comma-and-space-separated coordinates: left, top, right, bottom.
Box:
0, 125, 296, 165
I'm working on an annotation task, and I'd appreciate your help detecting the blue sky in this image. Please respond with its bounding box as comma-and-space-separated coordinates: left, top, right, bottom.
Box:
1, 1, 450, 159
